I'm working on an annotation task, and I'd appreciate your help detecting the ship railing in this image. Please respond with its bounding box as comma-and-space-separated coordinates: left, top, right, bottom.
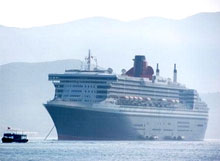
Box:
117, 104, 205, 112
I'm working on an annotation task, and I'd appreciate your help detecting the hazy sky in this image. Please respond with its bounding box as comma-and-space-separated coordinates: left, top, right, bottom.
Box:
0, 0, 220, 27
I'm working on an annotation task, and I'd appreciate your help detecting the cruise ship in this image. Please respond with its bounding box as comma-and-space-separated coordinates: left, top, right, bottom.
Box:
44, 52, 209, 141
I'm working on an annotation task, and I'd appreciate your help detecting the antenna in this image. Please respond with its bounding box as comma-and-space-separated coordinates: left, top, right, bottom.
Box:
85, 49, 97, 70
94, 57, 98, 69
156, 63, 160, 76
81, 62, 83, 70
87, 49, 91, 71
173, 64, 177, 83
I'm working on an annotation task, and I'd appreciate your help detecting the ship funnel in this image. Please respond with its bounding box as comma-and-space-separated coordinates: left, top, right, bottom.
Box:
125, 55, 154, 79
134, 55, 146, 77
156, 63, 160, 76
173, 64, 177, 83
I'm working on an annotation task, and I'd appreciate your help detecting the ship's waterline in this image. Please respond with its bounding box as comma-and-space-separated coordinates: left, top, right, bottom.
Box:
44, 54, 208, 141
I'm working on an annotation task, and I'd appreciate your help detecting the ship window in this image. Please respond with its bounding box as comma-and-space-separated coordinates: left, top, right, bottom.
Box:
163, 129, 173, 131
152, 129, 161, 131
70, 99, 82, 101
72, 85, 83, 88
56, 89, 63, 93
177, 121, 189, 124
61, 80, 106, 84
134, 124, 143, 127
71, 90, 82, 93
178, 125, 189, 128
59, 76, 117, 80
21, 135, 27, 139
57, 94, 62, 98
70, 95, 80, 97
177, 130, 190, 132
97, 85, 110, 89
96, 95, 106, 99
55, 84, 64, 88
97, 91, 107, 94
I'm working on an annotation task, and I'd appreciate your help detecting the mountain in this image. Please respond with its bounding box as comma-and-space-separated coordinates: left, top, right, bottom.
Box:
0, 60, 82, 138
0, 12, 220, 93
201, 93, 220, 140
0, 60, 219, 139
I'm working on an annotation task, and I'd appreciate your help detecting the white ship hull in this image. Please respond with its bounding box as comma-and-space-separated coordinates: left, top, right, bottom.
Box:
45, 101, 208, 141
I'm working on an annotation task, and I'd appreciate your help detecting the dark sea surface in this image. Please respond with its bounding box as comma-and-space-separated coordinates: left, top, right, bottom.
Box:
0, 140, 220, 161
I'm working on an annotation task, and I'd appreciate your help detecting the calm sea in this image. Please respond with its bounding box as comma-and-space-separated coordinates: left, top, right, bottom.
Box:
1, 140, 220, 161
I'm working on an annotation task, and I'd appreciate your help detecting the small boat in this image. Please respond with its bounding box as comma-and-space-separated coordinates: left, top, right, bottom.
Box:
2, 133, 28, 143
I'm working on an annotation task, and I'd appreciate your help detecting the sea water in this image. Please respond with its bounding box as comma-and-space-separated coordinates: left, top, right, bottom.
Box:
0, 140, 220, 161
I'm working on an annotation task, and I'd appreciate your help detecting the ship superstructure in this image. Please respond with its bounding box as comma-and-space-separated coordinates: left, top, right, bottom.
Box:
44, 52, 208, 140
